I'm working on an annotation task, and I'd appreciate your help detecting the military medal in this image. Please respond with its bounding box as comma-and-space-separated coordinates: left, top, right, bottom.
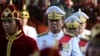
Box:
60, 43, 70, 56
62, 43, 69, 51
42, 40, 47, 47
80, 47, 85, 54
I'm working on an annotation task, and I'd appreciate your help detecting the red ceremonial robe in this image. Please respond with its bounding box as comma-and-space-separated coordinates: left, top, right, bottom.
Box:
0, 32, 38, 56
40, 47, 60, 56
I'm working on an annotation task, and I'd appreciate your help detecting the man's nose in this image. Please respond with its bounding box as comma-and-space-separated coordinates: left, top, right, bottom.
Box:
52, 21, 57, 24
5, 22, 10, 26
70, 29, 75, 32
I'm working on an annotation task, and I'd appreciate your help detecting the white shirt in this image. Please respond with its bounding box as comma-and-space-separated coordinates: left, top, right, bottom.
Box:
77, 29, 91, 56
23, 25, 37, 41
37, 30, 64, 50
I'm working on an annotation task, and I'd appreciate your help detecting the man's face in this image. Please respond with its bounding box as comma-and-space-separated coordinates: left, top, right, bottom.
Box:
21, 18, 28, 25
79, 22, 86, 33
48, 19, 64, 33
66, 26, 80, 36
2, 18, 17, 35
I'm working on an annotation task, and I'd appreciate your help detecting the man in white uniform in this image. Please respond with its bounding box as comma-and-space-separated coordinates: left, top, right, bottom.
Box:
20, 4, 37, 41
73, 9, 91, 39
37, 6, 82, 56
59, 15, 82, 56
73, 9, 91, 56
37, 6, 65, 50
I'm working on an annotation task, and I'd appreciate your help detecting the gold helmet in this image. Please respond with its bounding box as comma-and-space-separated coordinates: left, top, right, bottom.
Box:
1, 0, 20, 20
20, 4, 30, 19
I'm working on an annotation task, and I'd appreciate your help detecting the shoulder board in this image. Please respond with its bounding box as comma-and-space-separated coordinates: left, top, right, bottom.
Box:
38, 32, 48, 37
85, 34, 91, 38
64, 32, 75, 37
80, 37, 90, 42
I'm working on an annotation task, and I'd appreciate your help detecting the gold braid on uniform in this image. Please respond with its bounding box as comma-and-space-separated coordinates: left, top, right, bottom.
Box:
65, 32, 75, 37
6, 29, 23, 56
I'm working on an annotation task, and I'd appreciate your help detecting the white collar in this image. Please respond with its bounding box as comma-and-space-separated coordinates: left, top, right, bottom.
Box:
48, 30, 64, 40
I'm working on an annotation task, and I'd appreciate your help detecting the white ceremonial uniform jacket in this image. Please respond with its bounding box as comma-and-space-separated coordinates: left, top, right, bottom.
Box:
59, 35, 82, 56
23, 25, 38, 41
77, 29, 91, 56
78, 29, 91, 39
37, 30, 64, 50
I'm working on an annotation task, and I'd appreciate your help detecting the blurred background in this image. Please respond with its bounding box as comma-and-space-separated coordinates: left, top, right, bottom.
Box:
0, 0, 100, 34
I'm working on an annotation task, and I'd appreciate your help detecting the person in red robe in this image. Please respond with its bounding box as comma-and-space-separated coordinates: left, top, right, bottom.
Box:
0, 0, 39, 56
86, 23, 100, 56
40, 47, 60, 56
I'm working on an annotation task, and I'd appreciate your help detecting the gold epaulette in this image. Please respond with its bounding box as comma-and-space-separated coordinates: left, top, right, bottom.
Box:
64, 32, 75, 37
85, 34, 91, 38
80, 37, 90, 42
38, 32, 48, 37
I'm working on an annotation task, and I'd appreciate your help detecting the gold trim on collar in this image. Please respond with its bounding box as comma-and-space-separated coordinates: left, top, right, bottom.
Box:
6, 29, 22, 56
6, 29, 22, 40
